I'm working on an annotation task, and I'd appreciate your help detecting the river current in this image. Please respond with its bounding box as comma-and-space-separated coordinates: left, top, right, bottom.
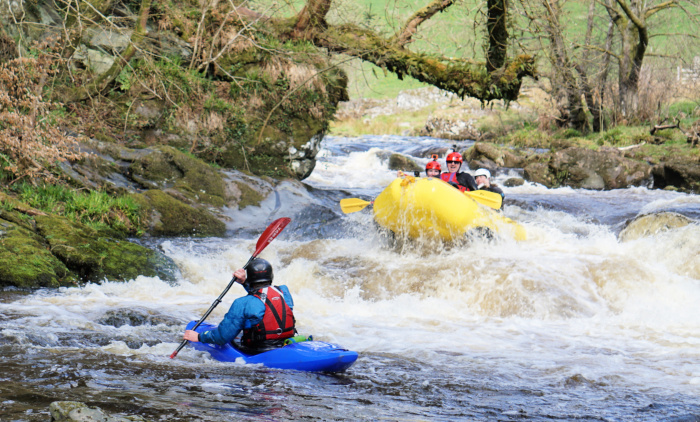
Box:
1, 135, 700, 421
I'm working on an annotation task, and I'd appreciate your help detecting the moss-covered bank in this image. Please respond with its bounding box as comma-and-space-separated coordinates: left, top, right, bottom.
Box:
0, 196, 177, 288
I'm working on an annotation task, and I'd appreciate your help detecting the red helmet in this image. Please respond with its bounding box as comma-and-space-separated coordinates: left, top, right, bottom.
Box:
446, 151, 463, 163
425, 160, 441, 171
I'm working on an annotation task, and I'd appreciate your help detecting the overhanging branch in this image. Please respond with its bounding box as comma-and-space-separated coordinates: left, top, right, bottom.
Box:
315, 25, 535, 102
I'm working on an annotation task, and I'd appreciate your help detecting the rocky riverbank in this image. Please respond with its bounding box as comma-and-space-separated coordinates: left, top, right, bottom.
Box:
3, 88, 699, 289
0, 139, 279, 288
334, 87, 700, 193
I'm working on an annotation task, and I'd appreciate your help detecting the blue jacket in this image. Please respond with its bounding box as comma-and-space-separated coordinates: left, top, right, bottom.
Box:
199, 285, 294, 345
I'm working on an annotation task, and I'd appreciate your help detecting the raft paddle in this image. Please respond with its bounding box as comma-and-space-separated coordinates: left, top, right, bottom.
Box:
340, 198, 373, 214
169, 217, 292, 359
465, 190, 503, 210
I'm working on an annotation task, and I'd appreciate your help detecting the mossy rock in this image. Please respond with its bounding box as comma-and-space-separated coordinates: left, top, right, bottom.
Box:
231, 180, 265, 210
33, 214, 173, 282
0, 218, 76, 288
388, 153, 422, 172
129, 146, 228, 207
136, 190, 226, 237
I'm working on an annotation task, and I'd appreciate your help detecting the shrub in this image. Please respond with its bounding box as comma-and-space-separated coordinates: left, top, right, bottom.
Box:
0, 52, 85, 185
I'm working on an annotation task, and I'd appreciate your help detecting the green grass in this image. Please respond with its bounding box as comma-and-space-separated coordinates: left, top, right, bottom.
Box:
11, 183, 144, 235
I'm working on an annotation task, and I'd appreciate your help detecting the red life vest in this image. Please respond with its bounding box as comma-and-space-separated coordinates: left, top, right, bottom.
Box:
440, 172, 468, 192
242, 286, 295, 346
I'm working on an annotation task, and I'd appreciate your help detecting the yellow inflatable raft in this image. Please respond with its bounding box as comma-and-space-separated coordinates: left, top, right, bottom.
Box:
373, 176, 526, 241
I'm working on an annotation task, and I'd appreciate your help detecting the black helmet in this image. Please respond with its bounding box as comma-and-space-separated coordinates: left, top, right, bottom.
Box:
246, 258, 273, 287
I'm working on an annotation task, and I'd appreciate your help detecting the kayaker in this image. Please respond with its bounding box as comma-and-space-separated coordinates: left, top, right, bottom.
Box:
474, 168, 505, 207
440, 151, 478, 192
183, 258, 296, 354
425, 155, 441, 177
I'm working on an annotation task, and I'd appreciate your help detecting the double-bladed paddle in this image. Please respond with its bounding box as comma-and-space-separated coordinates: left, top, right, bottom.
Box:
169, 217, 291, 359
339, 189, 502, 214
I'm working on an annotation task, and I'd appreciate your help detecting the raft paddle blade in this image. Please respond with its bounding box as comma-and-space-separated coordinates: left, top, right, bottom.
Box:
340, 198, 372, 214
465, 190, 503, 210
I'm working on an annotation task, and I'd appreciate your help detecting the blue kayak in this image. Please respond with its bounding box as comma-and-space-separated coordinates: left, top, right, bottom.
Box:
185, 321, 358, 372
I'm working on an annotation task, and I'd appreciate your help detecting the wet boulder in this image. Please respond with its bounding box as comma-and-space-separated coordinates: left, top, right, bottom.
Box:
523, 161, 556, 187
618, 212, 696, 242
465, 142, 529, 171
50, 401, 149, 421
503, 177, 525, 187
388, 153, 422, 172
98, 307, 180, 327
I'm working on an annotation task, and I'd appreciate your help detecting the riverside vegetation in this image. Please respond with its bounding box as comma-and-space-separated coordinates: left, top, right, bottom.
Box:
0, 0, 699, 289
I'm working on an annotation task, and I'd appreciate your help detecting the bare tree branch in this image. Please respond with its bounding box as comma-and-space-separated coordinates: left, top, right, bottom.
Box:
392, 0, 456, 47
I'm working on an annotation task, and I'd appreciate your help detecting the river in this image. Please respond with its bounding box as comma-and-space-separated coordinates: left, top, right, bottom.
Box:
1, 135, 700, 421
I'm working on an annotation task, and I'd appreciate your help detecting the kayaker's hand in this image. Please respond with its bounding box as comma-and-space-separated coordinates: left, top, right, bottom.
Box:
184, 330, 200, 342
233, 268, 246, 283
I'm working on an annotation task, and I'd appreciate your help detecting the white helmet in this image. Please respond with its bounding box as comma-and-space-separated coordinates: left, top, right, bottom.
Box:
474, 168, 491, 178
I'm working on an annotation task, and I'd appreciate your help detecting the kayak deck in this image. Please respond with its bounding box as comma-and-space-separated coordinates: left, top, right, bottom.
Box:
185, 321, 358, 372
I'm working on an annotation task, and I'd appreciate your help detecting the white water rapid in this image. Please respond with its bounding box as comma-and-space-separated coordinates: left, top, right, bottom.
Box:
1, 135, 699, 421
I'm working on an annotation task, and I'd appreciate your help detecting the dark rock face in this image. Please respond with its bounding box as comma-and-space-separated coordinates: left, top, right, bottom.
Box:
521, 147, 653, 190
651, 157, 700, 192
549, 147, 652, 189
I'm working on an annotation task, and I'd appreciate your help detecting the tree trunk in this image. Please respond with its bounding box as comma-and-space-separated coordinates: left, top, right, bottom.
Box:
608, 0, 653, 119
486, 0, 508, 72
618, 23, 645, 117
293, 0, 331, 39
542, 0, 588, 132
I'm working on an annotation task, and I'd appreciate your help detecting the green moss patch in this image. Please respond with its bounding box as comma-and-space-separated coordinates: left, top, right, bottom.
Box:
0, 218, 75, 288
139, 190, 226, 237
33, 215, 166, 282
129, 146, 228, 207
